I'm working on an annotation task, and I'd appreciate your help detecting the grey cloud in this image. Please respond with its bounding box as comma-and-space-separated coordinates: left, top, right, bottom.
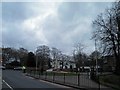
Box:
2, 2, 28, 22
57, 2, 111, 23
58, 2, 80, 23
2, 2, 112, 55
41, 2, 111, 54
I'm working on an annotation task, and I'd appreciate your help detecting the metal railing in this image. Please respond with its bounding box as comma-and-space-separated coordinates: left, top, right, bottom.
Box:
25, 68, 103, 89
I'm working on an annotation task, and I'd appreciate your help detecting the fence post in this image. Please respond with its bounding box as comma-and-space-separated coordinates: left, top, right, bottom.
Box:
33, 70, 34, 77
37, 70, 39, 78
98, 75, 100, 90
27, 69, 29, 75
53, 72, 55, 82
27, 69, 28, 75
30, 70, 31, 76
26, 69, 27, 75
31, 70, 32, 76
64, 73, 65, 84
78, 73, 80, 86
39, 70, 40, 79
32, 70, 33, 76
45, 72, 47, 80
32, 70, 33, 77
34, 70, 35, 77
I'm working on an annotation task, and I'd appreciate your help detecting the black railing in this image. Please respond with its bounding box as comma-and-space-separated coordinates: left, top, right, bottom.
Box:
25, 68, 104, 90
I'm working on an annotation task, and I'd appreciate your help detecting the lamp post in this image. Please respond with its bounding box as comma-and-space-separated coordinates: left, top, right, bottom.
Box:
95, 39, 98, 75
35, 50, 38, 75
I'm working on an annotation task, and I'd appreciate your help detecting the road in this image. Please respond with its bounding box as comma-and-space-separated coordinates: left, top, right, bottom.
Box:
0, 68, 2, 90
2, 70, 74, 90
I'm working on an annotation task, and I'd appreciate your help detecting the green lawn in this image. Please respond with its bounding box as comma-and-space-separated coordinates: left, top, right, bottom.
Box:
99, 74, 120, 90
27, 70, 79, 76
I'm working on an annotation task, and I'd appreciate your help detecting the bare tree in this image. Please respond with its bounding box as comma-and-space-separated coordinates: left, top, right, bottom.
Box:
18, 48, 28, 66
2, 47, 19, 62
36, 45, 50, 70
51, 47, 62, 70
73, 43, 85, 71
92, 2, 120, 74
2, 47, 13, 65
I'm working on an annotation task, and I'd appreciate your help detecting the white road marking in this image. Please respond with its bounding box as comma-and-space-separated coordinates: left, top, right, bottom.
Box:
2, 80, 13, 90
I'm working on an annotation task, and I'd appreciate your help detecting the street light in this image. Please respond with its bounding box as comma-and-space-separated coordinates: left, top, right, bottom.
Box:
95, 39, 98, 75
35, 50, 38, 75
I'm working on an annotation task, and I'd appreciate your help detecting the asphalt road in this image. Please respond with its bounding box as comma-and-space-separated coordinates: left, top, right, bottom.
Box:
0, 69, 2, 90
2, 70, 74, 90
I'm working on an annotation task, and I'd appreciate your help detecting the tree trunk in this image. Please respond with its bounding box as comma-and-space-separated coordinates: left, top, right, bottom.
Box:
115, 5, 120, 75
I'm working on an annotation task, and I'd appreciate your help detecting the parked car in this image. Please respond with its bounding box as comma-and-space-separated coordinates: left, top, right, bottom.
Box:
14, 67, 22, 70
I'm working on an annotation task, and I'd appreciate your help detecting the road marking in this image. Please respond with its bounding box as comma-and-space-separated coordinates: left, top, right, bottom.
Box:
2, 80, 14, 90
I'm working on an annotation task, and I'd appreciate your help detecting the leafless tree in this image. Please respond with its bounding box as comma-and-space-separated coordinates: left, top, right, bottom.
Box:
51, 47, 62, 69
18, 48, 28, 66
73, 43, 86, 70
36, 45, 50, 70
92, 2, 120, 74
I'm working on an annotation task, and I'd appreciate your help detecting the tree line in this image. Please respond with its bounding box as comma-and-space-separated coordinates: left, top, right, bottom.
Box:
2, 45, 100, 71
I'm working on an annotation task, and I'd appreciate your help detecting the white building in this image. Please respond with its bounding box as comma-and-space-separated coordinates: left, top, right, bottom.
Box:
50, 57, 76, 70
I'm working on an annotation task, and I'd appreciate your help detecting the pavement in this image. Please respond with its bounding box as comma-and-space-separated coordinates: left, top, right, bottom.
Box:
2, 70, 76, 90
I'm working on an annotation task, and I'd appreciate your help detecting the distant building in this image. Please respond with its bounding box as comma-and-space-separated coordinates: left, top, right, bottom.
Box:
50, 58, 76, 71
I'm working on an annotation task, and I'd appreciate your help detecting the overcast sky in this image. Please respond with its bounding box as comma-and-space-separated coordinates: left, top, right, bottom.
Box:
2, 1, 112, 55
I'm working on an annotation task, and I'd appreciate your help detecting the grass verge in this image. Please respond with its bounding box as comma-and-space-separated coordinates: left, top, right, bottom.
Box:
99, 74, 120, 90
